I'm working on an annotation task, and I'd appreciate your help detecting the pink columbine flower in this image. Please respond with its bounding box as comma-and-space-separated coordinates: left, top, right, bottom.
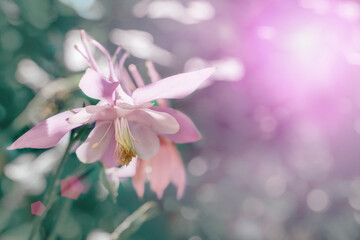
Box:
8, 30, 214, 169
107, 61, 203, 199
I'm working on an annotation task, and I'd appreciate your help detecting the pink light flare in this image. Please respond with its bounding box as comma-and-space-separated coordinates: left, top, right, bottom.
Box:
252, 17, 352, 99
286, 28, 322, 60
280, 24, 341, 89
31, 201, 46, 216
240, 2, 360, 135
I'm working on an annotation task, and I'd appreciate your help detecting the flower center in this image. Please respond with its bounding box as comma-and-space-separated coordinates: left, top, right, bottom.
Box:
114, 118, 137, 166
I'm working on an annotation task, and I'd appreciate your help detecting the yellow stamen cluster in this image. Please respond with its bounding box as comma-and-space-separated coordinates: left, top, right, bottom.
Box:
114, 118, 137, 166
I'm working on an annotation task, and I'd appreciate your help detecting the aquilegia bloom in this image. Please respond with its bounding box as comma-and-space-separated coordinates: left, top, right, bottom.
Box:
8, 30, 214, 171
106, 61, 203, 199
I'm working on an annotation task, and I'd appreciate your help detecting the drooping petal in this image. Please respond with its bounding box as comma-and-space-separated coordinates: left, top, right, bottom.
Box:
127, 108, 179, 135
152, 107, 201, 143
79, 68, 119, 102
132, 159, 147, 198
168, 143, 186, 199
132, 68, 215, 105
76, 122, 113, 164
129, 123, 160, 160
148, 138, 173, 199
8, 109, 82, 150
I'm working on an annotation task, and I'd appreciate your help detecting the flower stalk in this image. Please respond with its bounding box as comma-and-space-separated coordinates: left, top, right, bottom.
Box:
28, 130, 81, 240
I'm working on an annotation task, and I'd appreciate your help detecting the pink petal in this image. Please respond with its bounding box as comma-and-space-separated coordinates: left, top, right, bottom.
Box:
8, 109, 82, 150
127, 108, 179, 135
168, 143, 186, 199
68, 108, 93, 124
132, 68, 215, 105
132, 159, 147, 198
68, 105, 115, 124
148, 139, 173, 199
101, 138, 118, 168
129, 123, 160, 160
79, 68, 119, 102
86, 39, 133, 103
60, 176, 85, 200
31, 201, 46, 216
76, 122, 113, 164
152, 107, 201, 143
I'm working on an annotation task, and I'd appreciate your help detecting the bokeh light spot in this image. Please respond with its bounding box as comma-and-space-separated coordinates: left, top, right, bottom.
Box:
257, 26, 276, 40
0, 28, 22, 51
287, 28, 321, 60
265, 175, 287, 197
336, 1, 360, 22
188, 157, 208, 176
306, 189, 329, 212
242, 197, 265, 218
87, 229, 111, 240
188, 236, 202, 240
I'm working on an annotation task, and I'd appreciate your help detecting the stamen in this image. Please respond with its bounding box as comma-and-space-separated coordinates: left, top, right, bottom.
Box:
91, 123, 113, 149
114, 118, 137, 166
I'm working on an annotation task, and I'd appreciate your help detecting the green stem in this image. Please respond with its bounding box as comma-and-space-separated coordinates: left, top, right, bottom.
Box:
28, 135, 76, 240
111, 201, 159, 240
47, 198, 72, 240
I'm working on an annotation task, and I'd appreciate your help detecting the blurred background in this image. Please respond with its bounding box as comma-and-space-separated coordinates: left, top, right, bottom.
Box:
2, 0, 360, 239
